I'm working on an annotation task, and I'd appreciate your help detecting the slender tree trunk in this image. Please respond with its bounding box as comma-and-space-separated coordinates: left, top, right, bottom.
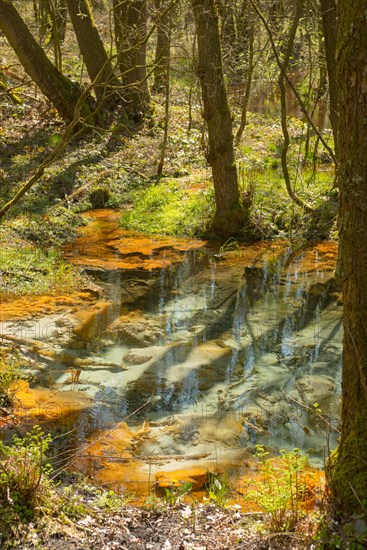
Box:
191, 0, 247, 236
320, 0, 339, 161
0, 0, 94, 124
54, 0, 67, 42
157, 28, 171, 178
45, 0, 66, 70
332, 0, 367, 516
235, 19, 255, 144
113, 0, 151, 121
65, 0, 120, 107
277, 1, 313, 212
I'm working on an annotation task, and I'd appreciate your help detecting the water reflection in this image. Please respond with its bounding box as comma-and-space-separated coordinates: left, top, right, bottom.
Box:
2, 210, 342, 498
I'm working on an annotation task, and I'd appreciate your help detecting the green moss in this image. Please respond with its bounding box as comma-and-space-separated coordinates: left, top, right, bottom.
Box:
121, 179, 215, 236
331, 410, 367, 517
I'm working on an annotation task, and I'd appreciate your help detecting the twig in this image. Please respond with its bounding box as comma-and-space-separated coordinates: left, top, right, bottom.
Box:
282, 390, 340, 433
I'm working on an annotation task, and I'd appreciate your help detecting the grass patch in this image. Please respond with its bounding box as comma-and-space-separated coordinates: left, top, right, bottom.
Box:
0, 245, 83, 299
121, 179, 215, 236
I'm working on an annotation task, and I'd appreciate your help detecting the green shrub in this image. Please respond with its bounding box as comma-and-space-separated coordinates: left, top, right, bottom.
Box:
0, 426, 53, 523
244, 446, 309, 532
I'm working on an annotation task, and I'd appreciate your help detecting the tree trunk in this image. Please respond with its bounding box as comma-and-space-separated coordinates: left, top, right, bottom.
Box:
65, 0, 120, 107
320, 0, 339, 161
152, 0, 171, 93
53, 0, 67, 43
0, 0, 94, 124
235, 18, 255, 144
191, 0, 247, 236
113, 0, 151, 121
332, 0, 367, 516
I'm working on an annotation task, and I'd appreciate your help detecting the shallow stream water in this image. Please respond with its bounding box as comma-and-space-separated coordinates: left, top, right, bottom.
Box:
0, 209, 342, 502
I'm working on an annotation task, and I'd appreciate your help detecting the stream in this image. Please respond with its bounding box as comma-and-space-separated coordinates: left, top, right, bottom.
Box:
0, 209, 342, 503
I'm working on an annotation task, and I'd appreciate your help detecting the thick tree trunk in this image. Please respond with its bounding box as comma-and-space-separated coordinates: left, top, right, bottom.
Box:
113, 0, 151, 121
191, 0, 247, 236
152, 0, 171, 92
332, 0, 367, 516
0, 0, 94, 124
65, 0, 120, 107
320, 0, 339, 161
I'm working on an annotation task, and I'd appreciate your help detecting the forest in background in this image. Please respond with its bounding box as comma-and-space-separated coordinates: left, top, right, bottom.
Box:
0, 0, 338, 244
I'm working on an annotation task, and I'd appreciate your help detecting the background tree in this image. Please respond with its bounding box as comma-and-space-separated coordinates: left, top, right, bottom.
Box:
320, 0, 339, 161
152, 0, 171, 92
113, 0, 151, 121
0, 0, 94, 123
65, 0, 121, 108
191, 0, 247, 236
332, 0, 367, 515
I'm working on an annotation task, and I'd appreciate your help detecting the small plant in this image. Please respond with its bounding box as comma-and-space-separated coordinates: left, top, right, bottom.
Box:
96, 489, 129, 510
0, 353, 22, 407
244, 446, 310, 532
163, 481, 193, 506
205, 473, 231, 508
213, 237, 241, 262
60, 485, 89, 520
0, 426, 54, 523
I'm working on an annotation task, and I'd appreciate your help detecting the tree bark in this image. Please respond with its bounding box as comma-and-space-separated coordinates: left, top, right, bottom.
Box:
113, 0, 151, 121
320, 0, 339, 161
65, 0, 120, 107
0, 0, 94, 124
191, 0, 247, 236
332, 0, 367, 516
152, 0, 171, 92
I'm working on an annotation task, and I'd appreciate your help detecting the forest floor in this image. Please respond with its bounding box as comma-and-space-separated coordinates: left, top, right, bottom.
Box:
13, 503, 320, 550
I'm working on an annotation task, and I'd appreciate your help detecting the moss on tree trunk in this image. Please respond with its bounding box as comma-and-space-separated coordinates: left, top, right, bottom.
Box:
332, 0, 367, 516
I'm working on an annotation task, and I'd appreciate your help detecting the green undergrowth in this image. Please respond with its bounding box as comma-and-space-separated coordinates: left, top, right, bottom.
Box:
3, 206, 83, 247
0, 353, 24, 410
0, 427, 129, 546
121, 178, 215, 236
245, 167, 336, 239
0, 243, 83, 298
0, 427, 54, 528
244, 446, 311, 533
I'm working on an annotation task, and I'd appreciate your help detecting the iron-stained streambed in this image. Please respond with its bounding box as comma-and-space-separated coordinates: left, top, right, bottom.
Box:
0, 210, 341, 503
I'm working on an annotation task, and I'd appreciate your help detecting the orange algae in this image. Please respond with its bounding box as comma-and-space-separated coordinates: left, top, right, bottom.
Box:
64, 208, 206, 271
10, 381, 91, 421
74, 423, 149, 502
0, 292, 95, 322
71, 300, 113, 339
155, 467, 210, 491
